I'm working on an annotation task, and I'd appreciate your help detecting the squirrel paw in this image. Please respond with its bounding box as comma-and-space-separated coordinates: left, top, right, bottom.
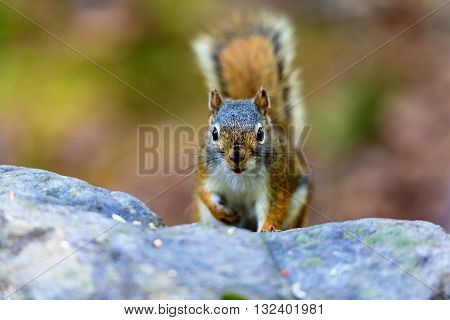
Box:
212, 194, 240, 225
218, 205, 240, 225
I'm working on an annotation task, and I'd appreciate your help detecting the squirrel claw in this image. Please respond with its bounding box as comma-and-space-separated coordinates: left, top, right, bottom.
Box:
262, 225, 281, 232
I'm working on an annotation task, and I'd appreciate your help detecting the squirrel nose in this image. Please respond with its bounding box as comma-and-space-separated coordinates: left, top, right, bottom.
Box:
229, 147, 246, 164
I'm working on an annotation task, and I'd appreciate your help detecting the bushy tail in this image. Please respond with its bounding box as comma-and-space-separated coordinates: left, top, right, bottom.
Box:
193, 12, 304, 132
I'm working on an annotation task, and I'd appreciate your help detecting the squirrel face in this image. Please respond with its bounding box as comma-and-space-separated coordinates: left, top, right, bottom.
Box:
206, 88, 271, 175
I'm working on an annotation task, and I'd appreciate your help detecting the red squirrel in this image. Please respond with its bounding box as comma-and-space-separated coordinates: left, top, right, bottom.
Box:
192, 12, 310, 232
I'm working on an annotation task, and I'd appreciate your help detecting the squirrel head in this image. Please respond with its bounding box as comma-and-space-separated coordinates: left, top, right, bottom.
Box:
206, 88, 272, 175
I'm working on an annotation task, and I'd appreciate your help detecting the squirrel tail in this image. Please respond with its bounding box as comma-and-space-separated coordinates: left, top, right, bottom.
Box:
193, 12, 304, 131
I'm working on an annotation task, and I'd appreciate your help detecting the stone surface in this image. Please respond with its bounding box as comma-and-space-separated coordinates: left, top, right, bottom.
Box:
0, 201, 291, 299
0, 165, 164, 228
0, 166, 449, 299
264, 219, 450, 299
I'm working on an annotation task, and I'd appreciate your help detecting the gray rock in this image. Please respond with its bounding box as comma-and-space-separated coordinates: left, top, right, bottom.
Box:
0, 200, 291, 299
263, 219, 450, 299
0, 165, 165, 228
0, 166, 449, 299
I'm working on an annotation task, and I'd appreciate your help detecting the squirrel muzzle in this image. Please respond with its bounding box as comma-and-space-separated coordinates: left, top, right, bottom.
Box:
226, 145, 249, 174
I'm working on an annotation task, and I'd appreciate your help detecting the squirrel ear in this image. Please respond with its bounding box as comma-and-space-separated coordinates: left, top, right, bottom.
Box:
209, 88, 223, 113
253, 87, 270, 115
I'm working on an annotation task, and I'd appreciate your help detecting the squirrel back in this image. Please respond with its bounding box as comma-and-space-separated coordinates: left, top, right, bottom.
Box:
193, 12, 304, 136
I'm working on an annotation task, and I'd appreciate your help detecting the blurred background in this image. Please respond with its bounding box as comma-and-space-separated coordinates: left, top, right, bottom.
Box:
0, 0, 449, 229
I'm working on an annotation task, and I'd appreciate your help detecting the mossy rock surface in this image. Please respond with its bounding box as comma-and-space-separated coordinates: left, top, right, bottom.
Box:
0, 166, 449, 299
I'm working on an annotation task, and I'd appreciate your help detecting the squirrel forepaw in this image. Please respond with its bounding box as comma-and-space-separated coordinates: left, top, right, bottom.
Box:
212, 193, 240, 225
218, 206, 240, 225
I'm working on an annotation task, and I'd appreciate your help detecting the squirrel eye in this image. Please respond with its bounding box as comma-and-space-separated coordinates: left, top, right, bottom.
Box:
256, 126, 265, 143
212, 126, 219, 141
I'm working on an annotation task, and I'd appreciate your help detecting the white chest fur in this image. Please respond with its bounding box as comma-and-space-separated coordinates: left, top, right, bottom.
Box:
199, 165, 269, 232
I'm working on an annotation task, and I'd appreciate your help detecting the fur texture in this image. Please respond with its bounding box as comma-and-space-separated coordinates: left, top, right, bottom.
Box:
193, 12, 304, 143
192, 12, 309, 232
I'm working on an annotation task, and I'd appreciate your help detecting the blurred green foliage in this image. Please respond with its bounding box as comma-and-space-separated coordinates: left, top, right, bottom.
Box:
312, 68, 405, 156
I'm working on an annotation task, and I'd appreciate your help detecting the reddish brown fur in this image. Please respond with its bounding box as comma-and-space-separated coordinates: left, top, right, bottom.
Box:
219, 36, 282, 120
